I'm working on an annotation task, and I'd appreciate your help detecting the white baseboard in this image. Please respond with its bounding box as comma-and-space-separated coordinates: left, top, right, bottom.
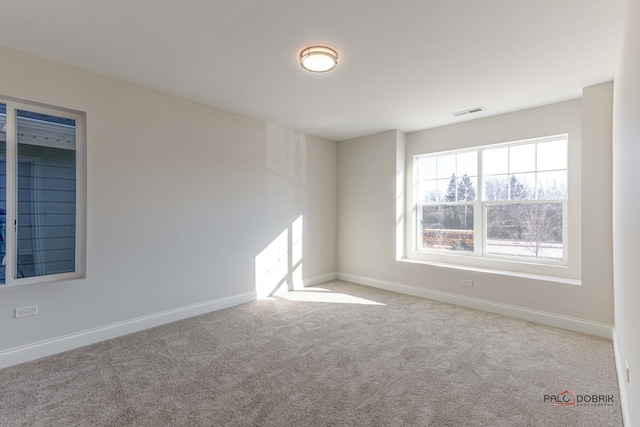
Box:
1, 272, 613, 370
0, 291, 256, 370
613, 328, 631, 427
303, 272, 338, 287
337, 273, 613, 339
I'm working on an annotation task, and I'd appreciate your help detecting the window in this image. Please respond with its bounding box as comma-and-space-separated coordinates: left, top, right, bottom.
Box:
417, 150, 477, 252
0, 99, 85, 286
412, 135, 568, 271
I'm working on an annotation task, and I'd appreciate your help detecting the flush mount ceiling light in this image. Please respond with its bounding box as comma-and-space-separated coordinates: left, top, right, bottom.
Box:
299, 46, 338, 73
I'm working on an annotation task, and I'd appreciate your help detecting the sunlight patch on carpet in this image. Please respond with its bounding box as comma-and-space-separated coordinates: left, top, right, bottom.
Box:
276, 291, 385, 305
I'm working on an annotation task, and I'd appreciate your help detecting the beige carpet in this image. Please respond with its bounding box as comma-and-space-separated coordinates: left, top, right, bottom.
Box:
0, 281, 622, 426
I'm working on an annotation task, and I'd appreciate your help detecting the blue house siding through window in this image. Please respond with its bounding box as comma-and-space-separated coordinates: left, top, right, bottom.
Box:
0, 111, 76, 282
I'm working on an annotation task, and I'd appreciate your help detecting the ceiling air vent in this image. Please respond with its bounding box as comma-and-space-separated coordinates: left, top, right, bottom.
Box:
452, 107, 485, 117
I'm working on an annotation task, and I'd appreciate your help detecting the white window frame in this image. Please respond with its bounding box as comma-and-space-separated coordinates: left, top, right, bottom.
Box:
0, 97, 85, 287
406, 134, 579, 281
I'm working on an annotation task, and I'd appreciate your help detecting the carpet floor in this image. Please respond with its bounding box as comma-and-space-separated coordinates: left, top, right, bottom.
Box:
0, 281, 622, 426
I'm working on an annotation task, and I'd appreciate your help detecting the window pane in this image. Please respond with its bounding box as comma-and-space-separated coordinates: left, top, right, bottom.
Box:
509, 143, 536, 173
486, 203, 563, 260
17, 110, 76, 278
418, 156, 436, 180
0, 104, 6, 284
456, 151, 477, 177
419, 180, 437, 202
437, 154, 456, 179
483, 147, 508, 175
484, 175, 508, 201
537, 139, 567, 171
420, 205, 474, 252
536, 171, 567, 199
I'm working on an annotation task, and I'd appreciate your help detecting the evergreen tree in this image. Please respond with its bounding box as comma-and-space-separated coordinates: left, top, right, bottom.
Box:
509, 175, 529, 200
444, 174, 457, 202
457, 174, 476, 228
442, 174, 477, 230
457, 174, 476, 201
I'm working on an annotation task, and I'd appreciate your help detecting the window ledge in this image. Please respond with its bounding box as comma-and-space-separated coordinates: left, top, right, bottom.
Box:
0, 272, 84, 289
397, 257, 581, 286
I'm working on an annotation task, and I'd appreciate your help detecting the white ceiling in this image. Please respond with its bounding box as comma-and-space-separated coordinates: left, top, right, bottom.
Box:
0, 0, 626, 141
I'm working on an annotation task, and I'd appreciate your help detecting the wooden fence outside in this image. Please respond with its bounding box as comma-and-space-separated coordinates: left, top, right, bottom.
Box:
423, 229, 474, 250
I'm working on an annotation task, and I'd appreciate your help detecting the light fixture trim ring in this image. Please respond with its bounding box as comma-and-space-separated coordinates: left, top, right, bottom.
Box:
300, 46, 338, 73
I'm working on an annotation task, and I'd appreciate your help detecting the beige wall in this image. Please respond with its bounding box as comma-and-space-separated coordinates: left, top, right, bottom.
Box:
613, 0, 640, 423
0, 45, 337, 353
338, 91, 614, 325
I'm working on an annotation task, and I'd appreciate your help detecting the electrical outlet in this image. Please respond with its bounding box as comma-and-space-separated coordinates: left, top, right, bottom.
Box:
461, 279, 473, 287
626, 360, 630, 383
15, 305, 38, 318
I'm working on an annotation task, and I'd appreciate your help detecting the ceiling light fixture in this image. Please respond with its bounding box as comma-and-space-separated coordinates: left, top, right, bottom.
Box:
300, 46, 338, 73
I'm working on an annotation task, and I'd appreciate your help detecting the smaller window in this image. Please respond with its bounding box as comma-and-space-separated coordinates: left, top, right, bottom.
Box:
0, 98, 85, 287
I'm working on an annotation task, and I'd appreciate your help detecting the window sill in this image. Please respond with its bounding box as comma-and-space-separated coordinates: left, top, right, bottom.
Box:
397, 257, 581, 286
0, 272, 84, 289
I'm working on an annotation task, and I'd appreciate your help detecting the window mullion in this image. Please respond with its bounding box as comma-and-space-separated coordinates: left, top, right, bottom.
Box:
413, 156, 420, 252
534, 143, 538, 200
75, 117, 86, 277
476, 148, 484, 256
5, 104, 17, 284
562, 199, 568, 264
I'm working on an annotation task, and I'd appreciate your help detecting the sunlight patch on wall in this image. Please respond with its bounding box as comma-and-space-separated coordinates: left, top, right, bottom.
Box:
292, 216, 303, 289
292, 264, 303, 291
255, 229, 288, 299
266, 123, 306, 183
255, 215, 304, 298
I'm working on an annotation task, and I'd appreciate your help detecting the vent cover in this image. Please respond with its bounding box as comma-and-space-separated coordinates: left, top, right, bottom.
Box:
452, 107, 485, 117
